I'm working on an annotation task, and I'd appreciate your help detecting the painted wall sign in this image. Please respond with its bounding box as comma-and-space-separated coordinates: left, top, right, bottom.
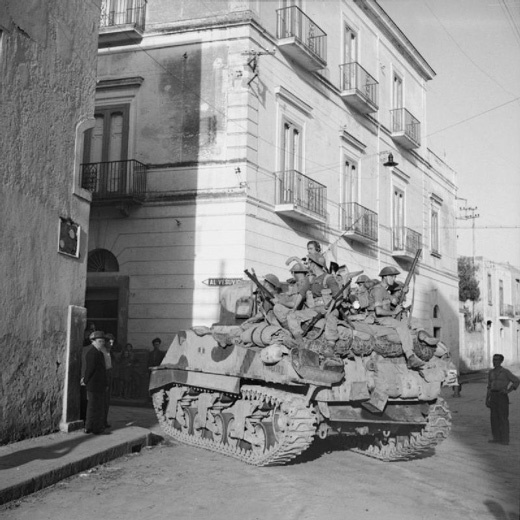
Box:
202, 278, 243, 286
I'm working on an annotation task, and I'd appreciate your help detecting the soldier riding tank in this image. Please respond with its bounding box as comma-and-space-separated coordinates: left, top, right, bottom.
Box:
149, 266, 456, 466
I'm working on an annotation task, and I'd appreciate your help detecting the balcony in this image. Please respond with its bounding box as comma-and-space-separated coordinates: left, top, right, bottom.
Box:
390, 108, 421, 149
275, 170, 327, 224
98, 0, 146, 47
499, 304, 514, 320
392, 226, 422, 260
276, 6, 327, 72
339, 63, 378, 114
341, 202, 378, 244
81, 160, 147, 211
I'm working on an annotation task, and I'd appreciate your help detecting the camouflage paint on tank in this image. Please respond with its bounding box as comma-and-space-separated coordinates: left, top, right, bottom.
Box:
150, 329, 305, 393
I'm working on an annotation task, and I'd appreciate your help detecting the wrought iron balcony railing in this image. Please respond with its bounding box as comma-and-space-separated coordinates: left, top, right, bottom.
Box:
392, 226, 422, 257
390, 108, 421, 147
81, 160, 147, 201
341, 202, 378, 243
276, 169, 327, 220
339, 62, 379, 110
100, 0, 146, 31
276, 6, 327, 66
499, 304, 514, 318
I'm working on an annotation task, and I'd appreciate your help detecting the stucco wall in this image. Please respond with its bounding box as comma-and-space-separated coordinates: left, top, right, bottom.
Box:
0, 0, 99, 443
89, 0, 459, 361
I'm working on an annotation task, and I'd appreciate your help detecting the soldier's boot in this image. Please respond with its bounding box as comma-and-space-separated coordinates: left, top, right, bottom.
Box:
406, 353, 425, 369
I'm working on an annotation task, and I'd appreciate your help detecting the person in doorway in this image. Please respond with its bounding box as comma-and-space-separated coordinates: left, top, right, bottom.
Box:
148, 337, 166, 368
486, 354, 519, 445
120, 343, 135, 399
83, 322, 96, 346
82, 331, 108, 434
101, 333, 115, 428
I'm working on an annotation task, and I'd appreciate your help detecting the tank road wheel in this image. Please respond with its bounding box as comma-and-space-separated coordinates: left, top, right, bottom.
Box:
224, 416, 239, 448
178, 407, 196, 435
152, 387, 196, 440
250, 422, 277, 454
209, 413, 226, 444
351, 398, 452, 462
193, 412, 205, 439
224, 415, 251, 451
153, 385, 318, 466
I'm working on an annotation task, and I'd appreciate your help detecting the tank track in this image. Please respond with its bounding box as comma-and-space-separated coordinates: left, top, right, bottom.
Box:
349, 398, 452, 462
153, 384, 317, 466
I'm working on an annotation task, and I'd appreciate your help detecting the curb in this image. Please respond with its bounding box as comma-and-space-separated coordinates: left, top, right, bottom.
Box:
0, 427, 153, 506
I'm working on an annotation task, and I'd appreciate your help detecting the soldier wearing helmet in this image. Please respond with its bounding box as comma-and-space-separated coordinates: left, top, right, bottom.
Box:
347, 274, 373, 316
241, 273, 283, 329
306, 253, 340, 309
369, 264, 424, 369
272, 259, 311, 334
303, 252, 341, 354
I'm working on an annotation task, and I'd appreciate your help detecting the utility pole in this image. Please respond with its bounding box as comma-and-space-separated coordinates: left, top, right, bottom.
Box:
457, 205, 480, 264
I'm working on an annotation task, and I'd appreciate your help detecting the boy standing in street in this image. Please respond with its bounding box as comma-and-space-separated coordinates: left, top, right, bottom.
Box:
486, 354, 519, 445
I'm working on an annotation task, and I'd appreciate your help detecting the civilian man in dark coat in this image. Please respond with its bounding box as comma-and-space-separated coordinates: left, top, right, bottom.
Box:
83, 330, 108, 434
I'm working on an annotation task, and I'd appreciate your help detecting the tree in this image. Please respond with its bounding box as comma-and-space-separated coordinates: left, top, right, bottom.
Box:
458, 257, 480, 302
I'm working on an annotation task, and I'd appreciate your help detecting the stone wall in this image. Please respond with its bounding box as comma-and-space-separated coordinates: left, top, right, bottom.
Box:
0, 0, 99, 443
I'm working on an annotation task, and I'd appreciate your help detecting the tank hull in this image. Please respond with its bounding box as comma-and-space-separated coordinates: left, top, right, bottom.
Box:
150, 325, 453, 465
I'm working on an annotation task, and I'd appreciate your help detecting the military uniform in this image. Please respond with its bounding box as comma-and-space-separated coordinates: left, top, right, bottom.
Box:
366, 266, 423, 368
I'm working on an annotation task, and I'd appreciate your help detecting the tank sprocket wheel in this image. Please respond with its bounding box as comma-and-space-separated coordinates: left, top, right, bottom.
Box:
350, 397, 451, 462
152, 384, 317, 466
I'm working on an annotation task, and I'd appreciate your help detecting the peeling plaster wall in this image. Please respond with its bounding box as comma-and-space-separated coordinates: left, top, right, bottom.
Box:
0, 0, 99, 443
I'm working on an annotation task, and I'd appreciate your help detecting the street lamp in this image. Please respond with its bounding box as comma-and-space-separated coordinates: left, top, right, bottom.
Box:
383, 153, 398, 167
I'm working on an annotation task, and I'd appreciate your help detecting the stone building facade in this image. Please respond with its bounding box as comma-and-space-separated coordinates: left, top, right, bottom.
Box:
0, 0, 99, 442
86, 0, 459, 362
459, 256, 520, 371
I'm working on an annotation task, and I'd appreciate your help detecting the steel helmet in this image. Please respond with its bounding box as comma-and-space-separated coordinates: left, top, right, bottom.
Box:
378, 266, 400, 277
290, 262, 308, 273
356, 274, 370, 284
264, 273, 281, 289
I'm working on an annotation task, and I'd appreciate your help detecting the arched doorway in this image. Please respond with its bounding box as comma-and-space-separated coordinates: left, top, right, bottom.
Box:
85, 249, 128, 346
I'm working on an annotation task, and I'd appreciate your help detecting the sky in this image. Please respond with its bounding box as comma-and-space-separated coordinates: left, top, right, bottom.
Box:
378, 0, 520, 267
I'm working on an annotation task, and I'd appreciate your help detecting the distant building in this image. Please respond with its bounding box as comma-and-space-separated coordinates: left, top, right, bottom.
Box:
0, 0, 99, 442
459, 256, 520, 371
85, 0, 459, 361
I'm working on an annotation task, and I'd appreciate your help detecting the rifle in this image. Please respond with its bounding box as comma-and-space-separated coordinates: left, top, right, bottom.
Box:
302, 270, 363, 336
395, 248, 421, 319
244, 269, 275, 303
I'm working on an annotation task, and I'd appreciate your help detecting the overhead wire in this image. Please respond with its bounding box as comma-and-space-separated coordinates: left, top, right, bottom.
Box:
96, 4, 519, 260
498, 0, 520, 48
422, 0, 520, 102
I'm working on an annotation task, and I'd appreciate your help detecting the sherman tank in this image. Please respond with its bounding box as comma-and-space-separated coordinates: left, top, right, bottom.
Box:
149, 280, 455, 466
